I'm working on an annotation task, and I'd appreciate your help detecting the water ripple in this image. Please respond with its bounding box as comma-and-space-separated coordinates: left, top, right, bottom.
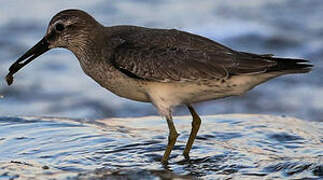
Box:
0, 114, 321, 179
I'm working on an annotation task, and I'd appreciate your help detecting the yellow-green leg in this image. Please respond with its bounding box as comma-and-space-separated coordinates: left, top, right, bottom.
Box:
183, 105, 201, 159
161, 115, 179, 164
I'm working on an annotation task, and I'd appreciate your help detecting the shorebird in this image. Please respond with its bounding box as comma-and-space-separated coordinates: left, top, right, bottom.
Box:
6, 9, 312, 164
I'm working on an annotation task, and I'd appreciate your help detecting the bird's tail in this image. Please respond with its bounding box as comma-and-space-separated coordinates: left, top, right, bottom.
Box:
265, 57, 313, 74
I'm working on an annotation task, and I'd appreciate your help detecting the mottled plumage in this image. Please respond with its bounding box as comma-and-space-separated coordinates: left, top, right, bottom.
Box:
6, 9, 312, 164
105, 26, 311, 83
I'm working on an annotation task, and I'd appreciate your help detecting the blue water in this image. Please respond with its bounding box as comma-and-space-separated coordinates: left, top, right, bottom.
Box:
0, 0, 322, 179
0, 115, 322, 179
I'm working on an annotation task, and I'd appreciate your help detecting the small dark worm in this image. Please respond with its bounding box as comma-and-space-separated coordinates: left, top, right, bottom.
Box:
5, 73, 14, 86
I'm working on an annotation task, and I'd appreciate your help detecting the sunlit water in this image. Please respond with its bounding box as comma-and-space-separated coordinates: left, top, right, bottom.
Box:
0, 115, 322, 179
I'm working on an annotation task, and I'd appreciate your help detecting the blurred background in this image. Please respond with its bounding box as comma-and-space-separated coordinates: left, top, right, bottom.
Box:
0, 0, 322, 121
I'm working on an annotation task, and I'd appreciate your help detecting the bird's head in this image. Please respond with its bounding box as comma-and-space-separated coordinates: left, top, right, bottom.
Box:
5, 9, 102, 85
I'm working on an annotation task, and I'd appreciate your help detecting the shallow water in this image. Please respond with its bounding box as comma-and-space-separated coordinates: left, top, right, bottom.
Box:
0, 115, 322, 179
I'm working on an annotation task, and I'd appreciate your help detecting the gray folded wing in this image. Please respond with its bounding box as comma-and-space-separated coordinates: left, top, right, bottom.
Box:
111, 28, 277, 82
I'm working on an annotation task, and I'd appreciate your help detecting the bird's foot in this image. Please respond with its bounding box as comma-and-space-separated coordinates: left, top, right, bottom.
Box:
183, 152, 190, 160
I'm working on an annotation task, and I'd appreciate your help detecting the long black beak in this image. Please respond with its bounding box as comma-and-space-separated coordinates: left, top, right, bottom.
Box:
6, 37, 49, 86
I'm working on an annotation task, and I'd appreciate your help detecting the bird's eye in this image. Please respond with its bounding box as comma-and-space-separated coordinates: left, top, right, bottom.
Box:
55, 23, 65, 32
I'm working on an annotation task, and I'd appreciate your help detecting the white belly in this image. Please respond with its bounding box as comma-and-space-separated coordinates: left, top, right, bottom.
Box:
144, 73, 279, 116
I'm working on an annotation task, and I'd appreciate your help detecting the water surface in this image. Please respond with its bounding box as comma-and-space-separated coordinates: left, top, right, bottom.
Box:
0, 115, 322, 179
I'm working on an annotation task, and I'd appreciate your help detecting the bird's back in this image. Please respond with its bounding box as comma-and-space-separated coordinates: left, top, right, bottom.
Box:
105, 25, 312, 84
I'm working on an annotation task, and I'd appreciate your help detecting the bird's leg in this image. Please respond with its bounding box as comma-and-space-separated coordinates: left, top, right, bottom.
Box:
161, 115, 179, 164
183, 105, 201, 159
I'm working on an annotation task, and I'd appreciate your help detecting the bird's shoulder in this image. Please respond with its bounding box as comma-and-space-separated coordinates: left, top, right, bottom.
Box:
107, 25, 232, 52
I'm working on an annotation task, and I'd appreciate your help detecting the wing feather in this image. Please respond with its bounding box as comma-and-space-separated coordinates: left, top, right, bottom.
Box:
110, 27, 277, 82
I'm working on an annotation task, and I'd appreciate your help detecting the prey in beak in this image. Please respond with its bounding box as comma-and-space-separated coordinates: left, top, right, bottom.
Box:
6, 37, 49, 85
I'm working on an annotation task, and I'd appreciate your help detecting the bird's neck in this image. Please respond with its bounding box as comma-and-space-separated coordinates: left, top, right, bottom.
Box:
70, 27, 127, 71
67, 27, 110, 66
69, 34, 122, 85
73, 44, 115, 76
